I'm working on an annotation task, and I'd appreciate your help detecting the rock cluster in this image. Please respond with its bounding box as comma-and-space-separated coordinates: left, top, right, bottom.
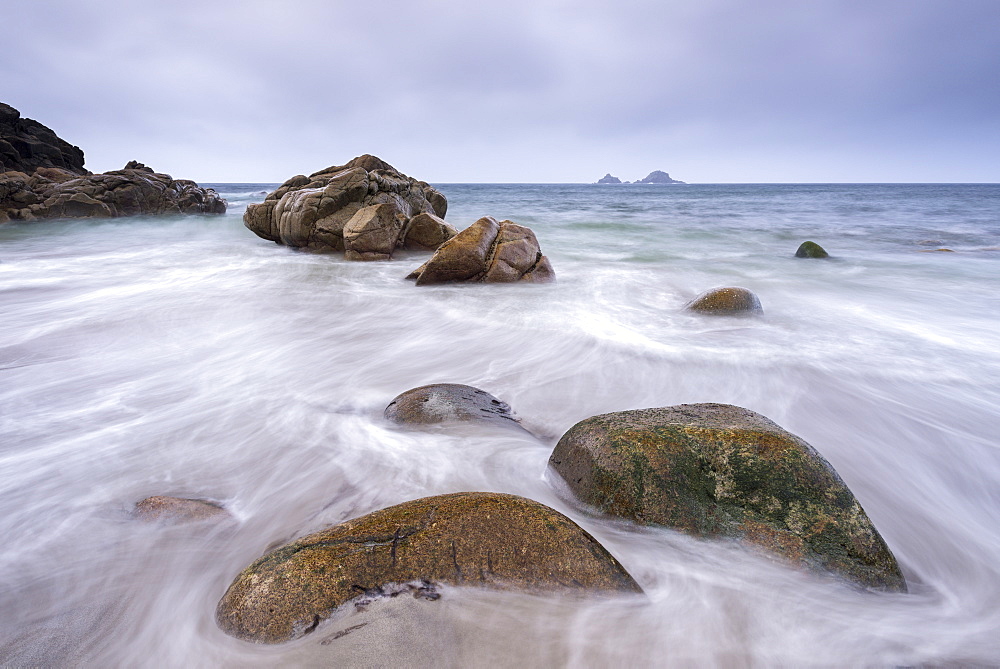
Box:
0, 102, 85, 175
1, 103, 226, 222
211, 384, 906, 645
548, 403, 906, 591
243, 155, 454, 260
1, 162, 226, 221
597, 173, 622, 184
216, 492, 641, 643
406, 216, 555, 285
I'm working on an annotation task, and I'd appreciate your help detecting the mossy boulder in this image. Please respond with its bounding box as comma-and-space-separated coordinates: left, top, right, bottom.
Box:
795, 241, 829, 258
548, 404, 905, 591
216, 492, 641, 644
384, 383, 521, 430
684, 287, 762, 315
133, 496, 229, 523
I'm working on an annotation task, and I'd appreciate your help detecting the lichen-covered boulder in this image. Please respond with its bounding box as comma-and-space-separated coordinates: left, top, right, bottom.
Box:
685, 287, 762, 315
406, 216, 555, 285
548, 404, 905, 591
243, 154, 449, 258
795, 241, 829, 258
384, 383, 520, 429
216, 492, 641, 644
133, 496, 229, 523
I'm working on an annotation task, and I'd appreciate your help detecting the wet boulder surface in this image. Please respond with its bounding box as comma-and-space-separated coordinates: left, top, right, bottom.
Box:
216, 492, 642, 644
549, 403, 906, 591
795, 241, 829, 258
406, 216, 555, 285
685, 286, 762, 315
242, 154, 452, 258
383, 383, 521, 430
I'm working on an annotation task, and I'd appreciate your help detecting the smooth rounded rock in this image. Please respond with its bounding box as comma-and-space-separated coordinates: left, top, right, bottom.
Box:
548, 403, 906, 591
685, 287, 762, 315
216, 492, 642, 644
384, 383, 520, 429
795, 241, 829, 258
133, 496, 229, 523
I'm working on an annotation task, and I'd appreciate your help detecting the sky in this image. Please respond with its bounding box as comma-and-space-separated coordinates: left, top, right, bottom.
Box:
3, 0, 1000, 183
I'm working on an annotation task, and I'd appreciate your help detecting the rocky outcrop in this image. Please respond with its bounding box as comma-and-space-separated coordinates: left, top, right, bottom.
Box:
243, 155, 452, 259
636, 170, 684, 184
1, 103, 225, 222
685, 287, 762, 315
406, 217, 555, 285
597, 174, 622, 184
795, 241, 829, 258
384, 384, 521, 429
133, 496, 229, 523
216, 492, 641, 643
0, 102, 86, 175
0, 162, 226, 221
549, 404, 906, 591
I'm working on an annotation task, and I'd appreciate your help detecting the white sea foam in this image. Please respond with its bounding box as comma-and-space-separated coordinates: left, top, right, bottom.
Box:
1, 183, 999, 666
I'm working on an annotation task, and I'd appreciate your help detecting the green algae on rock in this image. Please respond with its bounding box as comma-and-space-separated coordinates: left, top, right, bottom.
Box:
216, 492, 641, 644
795, 241, 830, 258
548, 404, 905, 592
684, 287, 762, 315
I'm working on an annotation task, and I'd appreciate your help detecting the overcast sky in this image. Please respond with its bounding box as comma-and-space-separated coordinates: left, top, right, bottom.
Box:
4, 0, 1000, 182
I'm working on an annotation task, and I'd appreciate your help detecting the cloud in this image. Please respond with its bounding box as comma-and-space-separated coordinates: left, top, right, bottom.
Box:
3, 0, 999, 181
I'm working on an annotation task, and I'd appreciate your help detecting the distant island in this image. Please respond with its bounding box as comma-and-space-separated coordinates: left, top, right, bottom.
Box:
595, 170, 685, 184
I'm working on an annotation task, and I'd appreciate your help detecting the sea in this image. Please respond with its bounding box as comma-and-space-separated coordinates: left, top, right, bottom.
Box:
1, 182, 999, 667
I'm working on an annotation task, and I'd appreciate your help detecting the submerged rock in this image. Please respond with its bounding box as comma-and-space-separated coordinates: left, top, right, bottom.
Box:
548, 404, 906, 591
384, 383, 520, 429
685, 287, 762, 315
133, 496, 229, 523
216, 492, 641, 643
243, 154, 450, 258
795, 241, 829, 258
406, 216, 554, 285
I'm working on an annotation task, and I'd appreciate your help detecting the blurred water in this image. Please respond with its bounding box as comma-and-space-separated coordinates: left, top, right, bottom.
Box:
1, 183, 999, 667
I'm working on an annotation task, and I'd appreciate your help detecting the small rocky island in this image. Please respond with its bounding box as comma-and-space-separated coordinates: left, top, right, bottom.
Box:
635, 170, 685, 184
594, 170, 685, 184
0, 102, 225, 221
